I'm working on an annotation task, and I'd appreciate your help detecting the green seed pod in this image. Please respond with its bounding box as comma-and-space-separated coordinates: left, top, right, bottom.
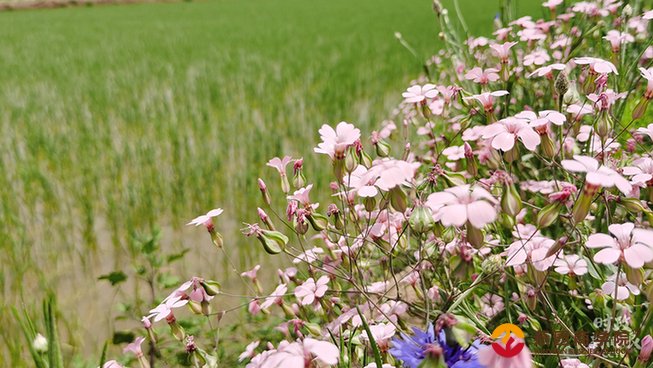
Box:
258, 230, 289, 254
201, 280, 221, 296
307, 212, 328, 231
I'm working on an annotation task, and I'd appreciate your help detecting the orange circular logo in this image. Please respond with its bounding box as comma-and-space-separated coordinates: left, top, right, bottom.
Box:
490, 323, 525, 358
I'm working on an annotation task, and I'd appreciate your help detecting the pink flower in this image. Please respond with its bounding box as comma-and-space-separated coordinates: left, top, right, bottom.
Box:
260, 284, 288, 310
574, 57, 618, 75
623, 158, 653, 187
587, 89, 625, 111
288, 184, 317, 208
490, 42, 518, 63
482, 117, 541, 151
402, 84, 438, 103
426, 184, 498, 228
528, 63, 566, 78
266, 156, 293, 176
239, 341, 260, 362
294, 276, 329, 305
637, 123, 653, 141
148, 295, 188, 322
602, 274, 640, 300
441, 145, 466, 161
314, 121, 361, 159
604, 30, 634, 52
123, 336, 145, 358
464, 67, 500, 84
542, 0, 563, 10
560, 358, 589, 368
587, 223, 653, 268
561, 155, 632, 195
344, 159, 419, 197
480, 293, 504, 317
478, 343, 533, 368
505, 236, 557, 271
553, 255, 588, 276
523, 49, 550, 66
639, 68, 653, 100
187, 208, 223, 228
514, 110, 566, 127
102, 361, 124, 368
241, 265, 261, 281
466, 90, 509, 114
250, 338, 339, 367
359, 323, 396, 351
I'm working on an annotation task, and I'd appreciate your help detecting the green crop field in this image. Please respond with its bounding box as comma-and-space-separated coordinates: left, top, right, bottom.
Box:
0, 0, 541, 365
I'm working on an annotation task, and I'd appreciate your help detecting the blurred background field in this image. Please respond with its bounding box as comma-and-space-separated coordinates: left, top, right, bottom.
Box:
0, 0, 540, 365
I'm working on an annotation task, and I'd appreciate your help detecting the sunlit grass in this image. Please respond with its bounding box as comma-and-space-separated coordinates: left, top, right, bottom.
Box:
0, 0, 540, 364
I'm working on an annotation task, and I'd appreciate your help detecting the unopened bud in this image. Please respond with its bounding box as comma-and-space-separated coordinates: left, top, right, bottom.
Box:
555, 71, 569, 98
389, 187, 407, 212
640, 335, 653, 362
258, 207, 276, 230
466, 222, 484, 248
464, 143, 478, 176
620, 197, 646, 213
210, 231, 224, 248
501, 183, 523, 217
633, 98, 650, 120
537, 203, 562, 229
409, 205, 434, 234
375, 139, 391, 158
258, 178, 271, 205
344, 149, 358, 173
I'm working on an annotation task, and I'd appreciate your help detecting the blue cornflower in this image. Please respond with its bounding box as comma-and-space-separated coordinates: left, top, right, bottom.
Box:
389, 324, 485, 368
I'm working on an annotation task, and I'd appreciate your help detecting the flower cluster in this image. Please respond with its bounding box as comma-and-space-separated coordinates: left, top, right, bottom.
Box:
102, 1, 653, 367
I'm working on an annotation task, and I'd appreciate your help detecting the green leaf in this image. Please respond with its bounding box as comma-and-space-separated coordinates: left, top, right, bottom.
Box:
167, 248, 190, 264
356, 307, 383, 368
158, 273, 180, 288
98, 271, 128, 286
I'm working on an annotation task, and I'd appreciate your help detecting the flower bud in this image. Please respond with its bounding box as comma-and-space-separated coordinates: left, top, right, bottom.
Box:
258, 178, 271, 205
572, 187, 595, 223
188, 300, 203, 315
540, 133, 556, 159
358, 149, 373, 168
625, 265, 644, 286
620, 198, 646, 213
464, 143, 478, 177
555, 71, 569, 98
501, 183, 522, 217
258, 207, 276, 230
409, 205, 434, 234
375, 139, 391, 158
596, 113, 612, 138
344, 149, 358, 173
481, 254, 503, 274
169, 320, 186, 341
632, 98, 650, 120
292, 169, 306, 190
201, 280, 221, 296
537, 203, 562, 229
466, 222, 484, 248
364, 196, 377, 212
33, 333, 47, 353
210, 230, 223, 249
639, 335, 653, 362
389, 187, 407, 213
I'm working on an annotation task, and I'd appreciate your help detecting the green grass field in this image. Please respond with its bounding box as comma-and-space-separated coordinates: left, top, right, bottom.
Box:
0, 0, 541, 364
